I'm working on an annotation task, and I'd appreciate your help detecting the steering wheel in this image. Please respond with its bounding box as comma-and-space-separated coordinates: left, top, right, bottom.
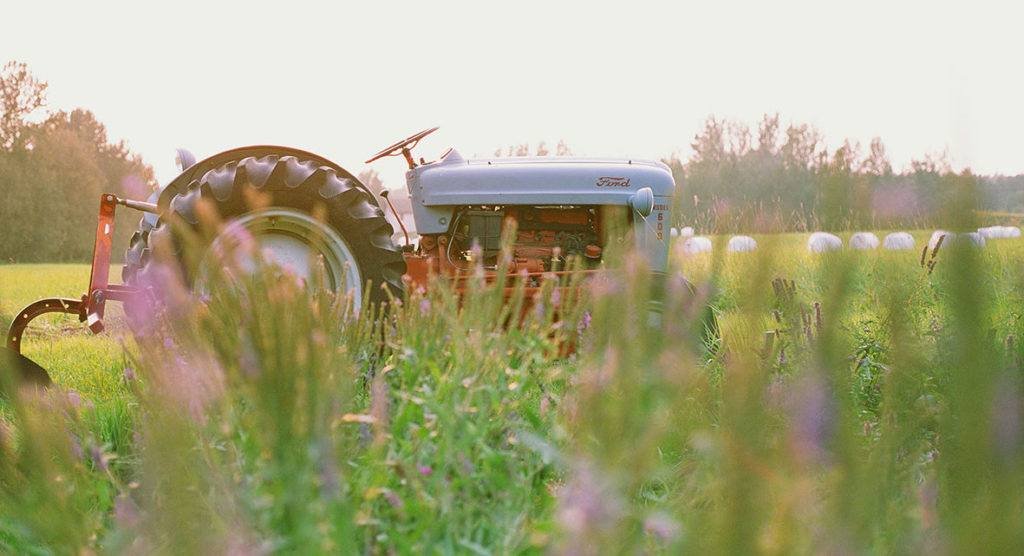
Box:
365, 126, 440, 168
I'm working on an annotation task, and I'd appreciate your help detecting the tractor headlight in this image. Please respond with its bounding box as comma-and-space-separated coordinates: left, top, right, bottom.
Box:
630, 187, 655, 218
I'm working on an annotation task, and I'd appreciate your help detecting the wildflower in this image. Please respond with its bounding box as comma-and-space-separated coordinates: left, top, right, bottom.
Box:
419, 298, 432, 316
788, 374, 834, 465
384, 490, 404, 509
458, 453, 476, 475
239, 333, 261, 378
418, 465, 433, 477
588, 274, 622, 297
114, 494, 141, 529
319, 442, 340, 499
151, 352, 226, 424
533, 297, 546, 320
69, 434, 84, 461
358, 423, 372, 447
577, 311, 592, 333
991, 376, 1022, 460
89, 445, 109, 472
556, 461, 623, 543
469, 240, 483, 262
644, 511, 681, 542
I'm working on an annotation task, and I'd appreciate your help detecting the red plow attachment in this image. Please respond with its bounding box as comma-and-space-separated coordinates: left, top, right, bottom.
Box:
2, 194, 156, 387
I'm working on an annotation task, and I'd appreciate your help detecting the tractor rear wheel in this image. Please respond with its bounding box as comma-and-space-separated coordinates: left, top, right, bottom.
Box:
122, 153, 406, 313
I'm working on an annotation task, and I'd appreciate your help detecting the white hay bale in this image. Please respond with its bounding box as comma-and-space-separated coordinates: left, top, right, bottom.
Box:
680, 226, 695, 238
978, 226, 1003, 239
727, 235, 757, 252
807, 232, 842, 253
849, 232, 880, 250
978, 225, 1021, 239
682, 236, 713, 255
882, 232, 915, 250
961, 232, 986, 248
929, 230, 953, 250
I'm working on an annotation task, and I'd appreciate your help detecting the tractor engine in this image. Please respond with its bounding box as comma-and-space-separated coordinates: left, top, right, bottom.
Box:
412, 206, 604, 279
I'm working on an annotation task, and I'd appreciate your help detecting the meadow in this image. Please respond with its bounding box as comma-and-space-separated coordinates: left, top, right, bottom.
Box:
2, 231, 1024, 553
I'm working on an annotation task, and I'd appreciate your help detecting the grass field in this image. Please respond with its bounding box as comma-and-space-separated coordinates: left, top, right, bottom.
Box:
3, 232, 1024, 553
0, 264, 130, 401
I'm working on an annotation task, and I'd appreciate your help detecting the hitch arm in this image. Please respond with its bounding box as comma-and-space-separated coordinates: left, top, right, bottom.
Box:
5, 194, 157, 354
80, 195, 157, 333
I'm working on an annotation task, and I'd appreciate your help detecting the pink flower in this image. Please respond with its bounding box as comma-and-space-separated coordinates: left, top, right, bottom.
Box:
89, 445, 108, 472
114, 494, 141, 528
577, 311, 592, 333
644, 511, 681, 542
787, 375, 834, 465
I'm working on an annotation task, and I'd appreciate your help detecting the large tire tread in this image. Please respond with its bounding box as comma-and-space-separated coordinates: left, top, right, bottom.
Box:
122, 153, 406, 309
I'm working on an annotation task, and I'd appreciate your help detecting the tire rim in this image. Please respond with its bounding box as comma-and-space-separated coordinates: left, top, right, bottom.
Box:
198, 208, 363, 309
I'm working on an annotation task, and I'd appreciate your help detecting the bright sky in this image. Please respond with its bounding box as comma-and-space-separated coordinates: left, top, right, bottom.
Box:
3, 0, 1021, 187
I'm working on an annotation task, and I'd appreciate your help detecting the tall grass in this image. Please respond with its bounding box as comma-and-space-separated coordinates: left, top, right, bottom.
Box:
3, 211, 1024, 552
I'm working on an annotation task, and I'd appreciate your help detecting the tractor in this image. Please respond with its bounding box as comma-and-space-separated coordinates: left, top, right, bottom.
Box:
3, 128, 675, 384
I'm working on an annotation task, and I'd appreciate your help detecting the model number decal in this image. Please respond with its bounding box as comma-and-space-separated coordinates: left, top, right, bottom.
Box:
596, 176, 630, 188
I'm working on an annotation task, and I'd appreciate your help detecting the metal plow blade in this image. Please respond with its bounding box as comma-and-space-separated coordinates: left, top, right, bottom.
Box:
3, 297, 84, 388
0, 347, 52, 387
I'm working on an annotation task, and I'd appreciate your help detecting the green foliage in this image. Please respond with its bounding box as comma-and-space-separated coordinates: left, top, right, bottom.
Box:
0, 62, 154, 263
4, 226, 1024, 552
672, 114, 1022, 233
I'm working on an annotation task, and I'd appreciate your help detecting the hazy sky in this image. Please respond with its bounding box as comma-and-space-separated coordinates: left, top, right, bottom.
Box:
3, 0, 1021, 187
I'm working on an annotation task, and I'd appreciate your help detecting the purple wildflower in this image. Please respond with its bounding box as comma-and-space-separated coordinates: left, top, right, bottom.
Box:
239, 334, 261, 379
534, 297, 547, 320
384, 490, 404, 509
68, 434, 84, 461
556, 461, 623, 542
644, 511, 681, 542
991, 377, 1022, 460
318, 443, 340, 499
788, 375, 834, 465
114, 494, 141, 528
89, 445, 109, 472
419, 298, 432, 316
418, 465, 433, 477
577, 311, 592, 333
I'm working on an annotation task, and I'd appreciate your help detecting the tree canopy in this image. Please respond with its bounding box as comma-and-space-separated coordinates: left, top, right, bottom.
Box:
0, 61, 155, 262
668, 114, 1019, 233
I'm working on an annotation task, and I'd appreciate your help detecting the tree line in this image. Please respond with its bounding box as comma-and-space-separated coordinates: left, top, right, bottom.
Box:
0, 61, 154, 263
666, 114, 1021, 233
1, 61, 1021, 262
